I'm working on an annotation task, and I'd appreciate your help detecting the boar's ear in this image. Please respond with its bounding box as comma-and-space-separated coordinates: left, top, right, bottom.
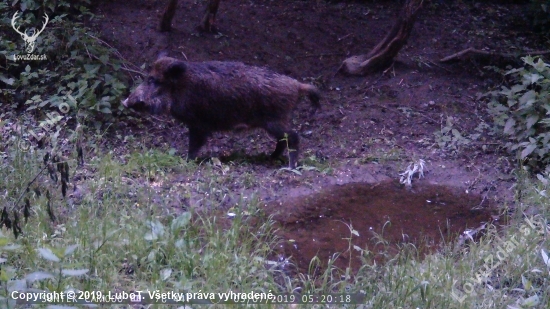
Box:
164, 61, 187, 82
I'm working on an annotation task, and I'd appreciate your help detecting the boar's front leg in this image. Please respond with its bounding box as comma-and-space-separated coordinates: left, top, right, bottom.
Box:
265, 122, 299, 169
187, 127, 209, 161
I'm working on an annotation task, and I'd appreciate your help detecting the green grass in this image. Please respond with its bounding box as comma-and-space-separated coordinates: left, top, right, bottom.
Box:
0, 136, 287, 308
1, 132, 549, 309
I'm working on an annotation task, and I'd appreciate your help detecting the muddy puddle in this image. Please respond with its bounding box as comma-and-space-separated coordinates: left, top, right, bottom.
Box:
266, 180, 495, 274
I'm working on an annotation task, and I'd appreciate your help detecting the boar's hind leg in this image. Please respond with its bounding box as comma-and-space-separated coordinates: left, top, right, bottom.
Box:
265, 122, 299, 168
160, 0, 178, 32
187, 127, 209, 161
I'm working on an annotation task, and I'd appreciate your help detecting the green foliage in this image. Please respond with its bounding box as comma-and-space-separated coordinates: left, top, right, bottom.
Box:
124, 149, 188, 179
0, 139, 284, 309
433, 116, 488, 154
1, 120, 550, 309
0, 0, 130, 124
487, 56, 550, 170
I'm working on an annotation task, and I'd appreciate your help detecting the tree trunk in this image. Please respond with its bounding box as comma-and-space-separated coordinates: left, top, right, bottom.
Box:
160, 0, 178, 32
339, 0, 423, 75
199, 0, 221, 32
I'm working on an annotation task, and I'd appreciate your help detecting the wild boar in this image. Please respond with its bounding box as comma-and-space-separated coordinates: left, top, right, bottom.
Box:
122, 56, 321, 168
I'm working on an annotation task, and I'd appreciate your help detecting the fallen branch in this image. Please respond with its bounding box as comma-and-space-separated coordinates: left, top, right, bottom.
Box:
440, 47, 550, 62
337, 34, 352, 42
338, 0, 424, 75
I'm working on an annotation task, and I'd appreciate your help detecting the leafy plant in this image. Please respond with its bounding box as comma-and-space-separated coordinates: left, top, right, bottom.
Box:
486, 56, 550, 171
1, 0, 133, 150
433, 116, 486, 154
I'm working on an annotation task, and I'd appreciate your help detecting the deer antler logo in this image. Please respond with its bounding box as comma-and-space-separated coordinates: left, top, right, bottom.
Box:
11, 11, 49, 54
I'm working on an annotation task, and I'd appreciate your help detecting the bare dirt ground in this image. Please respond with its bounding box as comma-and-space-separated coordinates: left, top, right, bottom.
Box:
88, 0, 544, 273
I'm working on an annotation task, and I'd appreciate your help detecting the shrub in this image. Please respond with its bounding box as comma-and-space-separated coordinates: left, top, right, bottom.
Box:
487, 56, 550, 171
0, 0, 130, 121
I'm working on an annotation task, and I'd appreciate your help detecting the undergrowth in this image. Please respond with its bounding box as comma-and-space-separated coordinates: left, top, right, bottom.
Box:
0, 132, 549, 308
486, 56, 550, 172
0, 0, 136, 152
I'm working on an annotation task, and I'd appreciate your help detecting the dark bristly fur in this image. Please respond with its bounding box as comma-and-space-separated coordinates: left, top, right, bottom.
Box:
122, 56, 320, 168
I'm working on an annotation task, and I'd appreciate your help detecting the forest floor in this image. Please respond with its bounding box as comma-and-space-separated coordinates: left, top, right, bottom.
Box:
88, 0, 546, 273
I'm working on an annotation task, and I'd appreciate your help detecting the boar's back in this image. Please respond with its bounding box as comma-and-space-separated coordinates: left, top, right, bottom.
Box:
170, 61, 302, 131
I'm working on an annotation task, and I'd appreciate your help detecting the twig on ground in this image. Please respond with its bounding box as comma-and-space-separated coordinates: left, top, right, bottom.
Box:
337, 34, 352, 42
298, 52, 345, 58
440, 47, 550, 62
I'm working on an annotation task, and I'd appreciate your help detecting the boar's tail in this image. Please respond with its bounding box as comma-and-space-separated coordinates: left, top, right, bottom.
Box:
299, 83, 321, 116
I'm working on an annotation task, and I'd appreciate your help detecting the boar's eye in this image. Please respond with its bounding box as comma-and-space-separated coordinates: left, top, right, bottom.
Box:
147, 77, 159, 85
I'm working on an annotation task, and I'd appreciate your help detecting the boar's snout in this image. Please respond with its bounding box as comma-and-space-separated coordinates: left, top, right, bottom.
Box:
121, 93, 148, 112
122, 92, 137, 108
